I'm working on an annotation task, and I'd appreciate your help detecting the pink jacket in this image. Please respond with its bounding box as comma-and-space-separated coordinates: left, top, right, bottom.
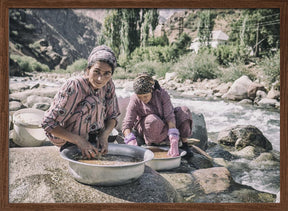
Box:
42, 76, 120, 147
122, 88, 175, 132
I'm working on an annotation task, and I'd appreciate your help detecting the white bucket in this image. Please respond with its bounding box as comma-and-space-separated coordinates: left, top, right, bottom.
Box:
12, 108, 48, 147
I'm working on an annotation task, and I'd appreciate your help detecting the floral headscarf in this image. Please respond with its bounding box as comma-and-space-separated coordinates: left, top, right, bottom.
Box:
133, 74, 155, 94
87, 45, 117, 74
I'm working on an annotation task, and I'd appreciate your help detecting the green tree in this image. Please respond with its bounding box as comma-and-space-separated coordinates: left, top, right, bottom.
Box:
140, 9, 159, 47
197, 10, 215, 48
229, 9, 280, 57
101, 9, 159, 66
100, 10, 121, 57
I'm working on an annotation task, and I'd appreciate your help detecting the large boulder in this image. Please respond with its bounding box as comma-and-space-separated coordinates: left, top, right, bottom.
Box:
222, 75, 253, 101
9, 146, 179, 203
191, 112, 208, 150
161, 167, 276, 203
247, 82, 267, 100
216, 125, 272, 151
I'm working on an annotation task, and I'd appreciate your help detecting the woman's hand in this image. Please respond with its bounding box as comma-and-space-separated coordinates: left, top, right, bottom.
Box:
76, 136, 99, 159
49, 126, 99, 159
97, 132, 109, 155
167, 128, 180, 157
124, 132, 137, 146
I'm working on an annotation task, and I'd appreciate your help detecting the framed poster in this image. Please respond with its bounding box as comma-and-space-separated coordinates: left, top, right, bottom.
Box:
1, 0, 287, 210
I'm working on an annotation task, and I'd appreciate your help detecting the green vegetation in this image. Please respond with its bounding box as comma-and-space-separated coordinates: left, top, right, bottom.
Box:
219, 63, 257, 83
259, 50, 280, 89
9, 9, 280, 89
113, 61, 171, 79
175, 51, 219, 82
66, 59, 87, 73
10, 54, 50, 73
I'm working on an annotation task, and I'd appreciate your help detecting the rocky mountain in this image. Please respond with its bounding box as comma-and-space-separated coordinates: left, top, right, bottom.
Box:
9, 9, 102, 73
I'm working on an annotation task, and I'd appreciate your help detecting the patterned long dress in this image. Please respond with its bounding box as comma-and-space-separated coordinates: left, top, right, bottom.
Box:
42, 76, 120, 147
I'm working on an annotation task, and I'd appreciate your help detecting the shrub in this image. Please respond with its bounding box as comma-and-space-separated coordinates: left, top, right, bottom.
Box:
213, 44, 250, 66
10, 54, 50, 73
130, 46, 176, 64
174, 51, 219, 82
148, 34, 169, 47
259, 50, 280, 87
219, 63, 256, 83
66, 59, 87, 73
113, 61, 171, 79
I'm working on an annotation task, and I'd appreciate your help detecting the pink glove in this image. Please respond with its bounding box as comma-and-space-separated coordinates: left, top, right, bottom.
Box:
124, 133, 137, 146
167, 128, 180, 157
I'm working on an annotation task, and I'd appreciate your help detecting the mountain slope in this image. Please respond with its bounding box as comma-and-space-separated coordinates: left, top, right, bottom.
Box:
9, 9, 102, 73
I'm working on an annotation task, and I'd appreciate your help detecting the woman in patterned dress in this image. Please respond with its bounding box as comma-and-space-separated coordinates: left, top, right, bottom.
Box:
122, 73, 193, 158
42, 45, 120, 159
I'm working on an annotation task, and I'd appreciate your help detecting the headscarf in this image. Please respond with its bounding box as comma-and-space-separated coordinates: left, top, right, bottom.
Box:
133, 73, 156, 94
87, 45, 117, 74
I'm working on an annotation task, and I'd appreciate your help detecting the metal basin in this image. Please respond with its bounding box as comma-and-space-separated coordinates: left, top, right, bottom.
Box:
144, 146, 186, 171
60, 143, 154, 186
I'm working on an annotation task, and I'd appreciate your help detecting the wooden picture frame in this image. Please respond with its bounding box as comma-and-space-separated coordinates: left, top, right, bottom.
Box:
1, 0, 287, 210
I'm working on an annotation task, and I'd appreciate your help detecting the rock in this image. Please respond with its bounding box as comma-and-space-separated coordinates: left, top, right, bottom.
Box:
188, 153, 213, 169
222, 75, 253, 101
247, 82, 267, 100
32, 103, 51, 111
238, 99, 253, 105
230, 146, 265, 159
191, 167, 231, 194
267, 88, 280, 100
257, 98, 279, 109
191, 112, 208, 150
9, 146, 179, 203
30, 83, 40, 89
254, 90, 267, 103
26, 95, 52, 108
9, 87, 58, 103
213, 158, 229, 167
161, 167, 275, 203
165, 72, 177, 81
9, 101, 26, 111
249, 152, 280, 168
9, 83, 31, 93
206, 143, 237, 161
216, 125, 272, 151
213, 82, 232, 97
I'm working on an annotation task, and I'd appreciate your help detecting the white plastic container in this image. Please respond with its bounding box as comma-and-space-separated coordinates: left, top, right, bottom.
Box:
12, 108, 48, 147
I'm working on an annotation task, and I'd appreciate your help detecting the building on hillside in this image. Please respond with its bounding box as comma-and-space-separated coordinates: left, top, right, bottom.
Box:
189, 30, 229, 53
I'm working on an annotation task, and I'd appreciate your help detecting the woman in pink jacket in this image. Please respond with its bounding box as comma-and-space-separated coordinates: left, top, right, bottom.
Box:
42, 45, 120, 159
122, 73, 193, 158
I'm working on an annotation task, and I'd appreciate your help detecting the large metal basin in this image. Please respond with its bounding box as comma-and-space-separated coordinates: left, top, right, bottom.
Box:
60, 143, 154, 186
144, 146, 186, 171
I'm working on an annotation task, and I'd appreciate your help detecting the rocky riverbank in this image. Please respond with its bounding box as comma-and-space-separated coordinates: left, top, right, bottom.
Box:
8, 72, 280, 203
